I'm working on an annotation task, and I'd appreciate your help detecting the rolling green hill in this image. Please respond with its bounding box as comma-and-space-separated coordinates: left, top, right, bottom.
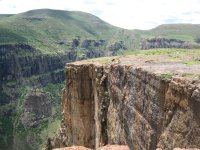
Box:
144, 24, 200, 41
0, 9, 125, 54
1, 9, 200, 53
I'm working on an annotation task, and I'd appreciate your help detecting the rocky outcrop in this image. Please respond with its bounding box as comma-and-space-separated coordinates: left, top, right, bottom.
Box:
79, 39, 106, 59
141, 38, 192, 49
21, 89, 54, 128
81, 40, 106, 49
109, 41, 127, 55
53, 145, 129, 150
0, 44, 67, 83
71, 38, 80, 49
0, 43, 67, 106
54, 56, 200, 150
0, 39, 126, 85
195, 37, 200, 44
69, 39, 126, 59
0, 40, 126, 150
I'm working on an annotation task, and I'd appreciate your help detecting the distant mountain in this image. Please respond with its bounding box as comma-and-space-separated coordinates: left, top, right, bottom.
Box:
0, 9, 200, 53
149, 24, 200, 40
0, 9, 127, 54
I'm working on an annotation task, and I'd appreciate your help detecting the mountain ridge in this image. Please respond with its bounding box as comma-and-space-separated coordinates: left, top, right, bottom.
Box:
0, 9, 200, 52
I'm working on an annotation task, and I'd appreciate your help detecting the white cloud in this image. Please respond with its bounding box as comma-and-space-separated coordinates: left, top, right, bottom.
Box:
0, 0, 200, 29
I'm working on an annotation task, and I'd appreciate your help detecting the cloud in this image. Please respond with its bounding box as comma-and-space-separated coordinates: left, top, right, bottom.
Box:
91, 9, 104, 16
0, 0, 200, 29
83, 0, 96, 5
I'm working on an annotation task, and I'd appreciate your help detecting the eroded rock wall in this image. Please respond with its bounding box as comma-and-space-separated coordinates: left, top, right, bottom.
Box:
141, 38, 191, 50
54, 65, 96, 148
21, 89, 53, 128
158, 78, 200, 149
54, 61, 200, 150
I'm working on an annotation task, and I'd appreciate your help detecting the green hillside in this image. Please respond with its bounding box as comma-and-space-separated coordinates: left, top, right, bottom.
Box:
0, 9, 125, 54
144, 24, 200, 41
1, 9, 200, 53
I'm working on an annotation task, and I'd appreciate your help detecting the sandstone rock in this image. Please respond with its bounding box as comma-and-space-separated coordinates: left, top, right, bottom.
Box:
53, 146, 92, 150
173, 148, 200, 150
157, 148, 200, 150
53, 145, 129, 150
97, 145, 129, 150
54, 56, 200, 150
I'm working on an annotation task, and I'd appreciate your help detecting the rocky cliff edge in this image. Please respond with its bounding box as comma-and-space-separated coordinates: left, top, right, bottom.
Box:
53, 50, 200, 150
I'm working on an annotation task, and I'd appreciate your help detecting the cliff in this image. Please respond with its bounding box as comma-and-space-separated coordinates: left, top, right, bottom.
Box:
0, 41, 126, 149
0, 43, 67, 150
0, 44, 66, 106
141, 38, 193, 50
53, 49, 200, 150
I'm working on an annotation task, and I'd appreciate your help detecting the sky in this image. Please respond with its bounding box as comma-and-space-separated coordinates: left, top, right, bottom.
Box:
0, 0, 200, 30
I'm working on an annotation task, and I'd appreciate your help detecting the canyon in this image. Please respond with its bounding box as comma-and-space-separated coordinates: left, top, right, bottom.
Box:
53, 50, 200, 150
0, 38, 126, 150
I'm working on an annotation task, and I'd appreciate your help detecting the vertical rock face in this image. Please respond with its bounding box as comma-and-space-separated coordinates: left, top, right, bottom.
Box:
63, 65, 95, 147
140, 38, 191, 50
0, 44, 66, 83
0, 44, 66, 107
54, 59, 200, 150
54, 65, 96, 148
21, 89, 53, 128
158, 78, 200, 149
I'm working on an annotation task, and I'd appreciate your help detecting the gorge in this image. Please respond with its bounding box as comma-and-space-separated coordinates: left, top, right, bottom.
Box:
0, 9, 200, 150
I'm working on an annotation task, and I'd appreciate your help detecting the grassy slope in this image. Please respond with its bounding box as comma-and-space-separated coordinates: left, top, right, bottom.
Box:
0, 9, 122, 54
138, 24, 200, 42
1, 9, 200, 53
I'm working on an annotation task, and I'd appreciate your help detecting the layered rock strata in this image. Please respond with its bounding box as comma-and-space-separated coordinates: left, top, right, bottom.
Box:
141, 38, 191, 50
21, 89, 54, 128
54, 56, 200, 150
